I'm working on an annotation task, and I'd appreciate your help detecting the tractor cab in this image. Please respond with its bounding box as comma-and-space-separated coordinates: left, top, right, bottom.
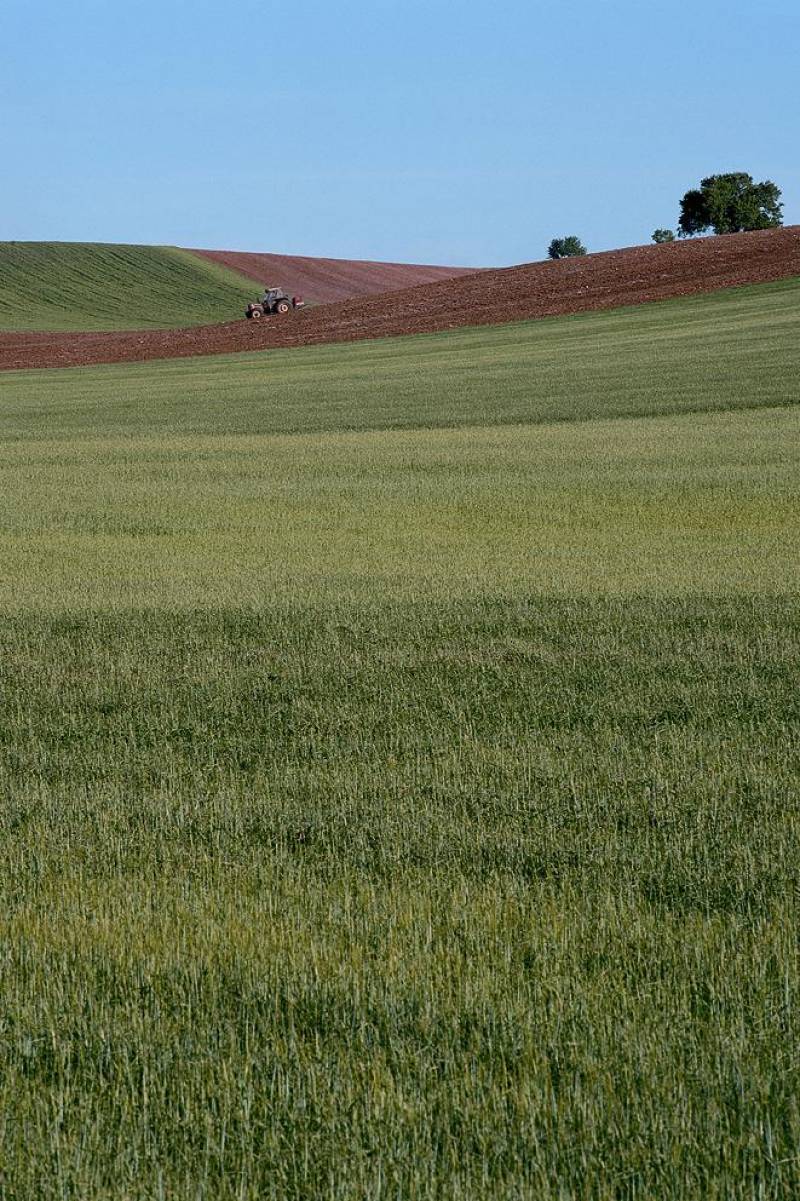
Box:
263, 287, 287, 305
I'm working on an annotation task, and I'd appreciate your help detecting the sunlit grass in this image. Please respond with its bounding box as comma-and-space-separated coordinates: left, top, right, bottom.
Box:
0, 405, 797, 609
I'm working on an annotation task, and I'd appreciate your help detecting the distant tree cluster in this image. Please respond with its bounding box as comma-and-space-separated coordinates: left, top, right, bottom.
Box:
651, 172, 783, 244
548, 171, 783, 258
678, 173, 782, 236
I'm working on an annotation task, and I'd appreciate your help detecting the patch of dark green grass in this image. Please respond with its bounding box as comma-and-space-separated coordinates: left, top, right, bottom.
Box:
1, 597, 799, 1198
0, 242, 256, 331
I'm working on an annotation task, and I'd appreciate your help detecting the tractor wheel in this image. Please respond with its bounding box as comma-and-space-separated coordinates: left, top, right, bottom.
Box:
249, 307, 263, 319
275, 300, 291, 315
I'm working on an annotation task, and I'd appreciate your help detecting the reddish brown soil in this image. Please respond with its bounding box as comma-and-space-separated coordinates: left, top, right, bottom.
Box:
3, 227, 799, 373
192, 247, 477, 302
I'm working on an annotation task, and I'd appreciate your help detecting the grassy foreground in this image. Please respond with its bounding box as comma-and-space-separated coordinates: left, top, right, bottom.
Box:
1, 284, 799, 1198
0, 242, 256, 331
3, 598, 799, 1200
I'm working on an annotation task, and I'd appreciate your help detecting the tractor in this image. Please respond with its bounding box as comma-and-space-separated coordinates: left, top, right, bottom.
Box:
245, 288, 305, 319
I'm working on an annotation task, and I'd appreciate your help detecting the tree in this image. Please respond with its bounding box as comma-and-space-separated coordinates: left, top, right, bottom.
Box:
652, 228, 675, 244
548, 236, 587, 260
678, 173, 783, 237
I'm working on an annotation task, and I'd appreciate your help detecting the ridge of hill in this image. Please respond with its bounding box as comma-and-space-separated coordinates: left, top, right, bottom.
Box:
0, 243, 259, 331
190, 248, 478, 303
2, 226, 798, 372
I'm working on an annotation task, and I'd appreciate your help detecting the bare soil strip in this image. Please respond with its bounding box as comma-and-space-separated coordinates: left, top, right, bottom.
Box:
2, 227, 798, 372
191, 248, 477, 303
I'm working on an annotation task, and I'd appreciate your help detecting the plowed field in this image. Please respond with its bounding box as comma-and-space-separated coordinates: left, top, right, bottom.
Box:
3, 226, 798, 371
192, 248, 476, 302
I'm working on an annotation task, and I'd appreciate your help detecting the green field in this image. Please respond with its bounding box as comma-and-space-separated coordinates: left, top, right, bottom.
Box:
1, 281, 799, 1198
0, 242, 257, 331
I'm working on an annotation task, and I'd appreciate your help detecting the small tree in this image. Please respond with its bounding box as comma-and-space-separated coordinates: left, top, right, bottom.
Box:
652, 228, 675, 244
678, 173, 783, 237
548, 236, 587, 260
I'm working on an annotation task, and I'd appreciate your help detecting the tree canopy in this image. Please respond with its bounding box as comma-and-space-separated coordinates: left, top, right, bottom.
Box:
548, 236, 587, 260
678, 174, 783, 237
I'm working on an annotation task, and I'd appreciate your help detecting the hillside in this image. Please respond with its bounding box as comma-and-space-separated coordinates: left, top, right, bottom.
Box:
0, 243, 259, 331
3, 226, 798, 371
191, 248, 477, 302
4, 269, 796, 442
0, 242, 475, 334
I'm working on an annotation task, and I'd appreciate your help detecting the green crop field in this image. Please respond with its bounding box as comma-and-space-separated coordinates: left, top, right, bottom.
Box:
0, 242, 257, 331
1, 280, 799, 1199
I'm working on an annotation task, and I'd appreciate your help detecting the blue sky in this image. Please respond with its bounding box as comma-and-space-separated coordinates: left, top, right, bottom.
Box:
1, 0, 797, 266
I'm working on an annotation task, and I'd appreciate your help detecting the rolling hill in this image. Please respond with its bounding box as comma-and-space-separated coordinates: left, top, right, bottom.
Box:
0, 242, 258, 331
3, 267, 797, 443
191, 248, 478, 302
2, 225, 798, 371
0, 242, 475, 334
